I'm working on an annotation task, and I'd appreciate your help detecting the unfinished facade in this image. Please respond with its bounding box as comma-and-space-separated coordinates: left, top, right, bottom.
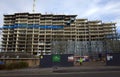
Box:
2, 13, 117, 56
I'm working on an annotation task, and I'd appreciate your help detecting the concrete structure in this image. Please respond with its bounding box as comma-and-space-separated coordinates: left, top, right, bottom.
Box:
2, 13, 117, 56
0, 52, 39, 67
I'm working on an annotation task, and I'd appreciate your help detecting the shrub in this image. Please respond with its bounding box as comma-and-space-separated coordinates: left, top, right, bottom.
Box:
5, 61, 28, 70
17, 61, 28, 68
5, 63, 15, 70
0, 64, 6, 70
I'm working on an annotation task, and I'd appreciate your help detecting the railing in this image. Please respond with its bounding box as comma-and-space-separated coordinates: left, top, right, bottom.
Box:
2, 24, 64, 29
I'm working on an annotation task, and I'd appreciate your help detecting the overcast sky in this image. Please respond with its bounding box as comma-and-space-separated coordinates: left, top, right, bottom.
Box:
0, 0, 120, 33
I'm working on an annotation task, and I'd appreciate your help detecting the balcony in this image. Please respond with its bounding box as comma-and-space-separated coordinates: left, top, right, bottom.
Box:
38, 43, 45, 45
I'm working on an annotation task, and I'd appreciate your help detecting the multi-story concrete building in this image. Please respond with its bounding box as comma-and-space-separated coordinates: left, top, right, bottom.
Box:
2, 13, 117, 56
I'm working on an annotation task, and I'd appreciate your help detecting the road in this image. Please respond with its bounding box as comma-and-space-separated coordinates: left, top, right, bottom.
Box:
0, 71, 120, 77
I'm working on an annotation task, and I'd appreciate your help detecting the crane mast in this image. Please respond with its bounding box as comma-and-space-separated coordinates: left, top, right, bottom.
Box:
33, 0, 36, 12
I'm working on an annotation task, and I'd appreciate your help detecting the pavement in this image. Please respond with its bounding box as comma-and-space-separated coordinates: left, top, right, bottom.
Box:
53, 65, 120, 73
53, 61, 120, 73
0, 61, 120, 75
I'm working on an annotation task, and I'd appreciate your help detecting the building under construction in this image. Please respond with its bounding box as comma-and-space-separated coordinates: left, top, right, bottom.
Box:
2, 13, 117, 56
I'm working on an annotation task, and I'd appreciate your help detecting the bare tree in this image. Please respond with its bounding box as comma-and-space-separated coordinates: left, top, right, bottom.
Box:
51, 41, 67, 54
105, 33, 120, 53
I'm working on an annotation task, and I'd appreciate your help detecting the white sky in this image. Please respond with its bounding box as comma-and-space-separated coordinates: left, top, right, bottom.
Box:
0, 0, 120, 32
